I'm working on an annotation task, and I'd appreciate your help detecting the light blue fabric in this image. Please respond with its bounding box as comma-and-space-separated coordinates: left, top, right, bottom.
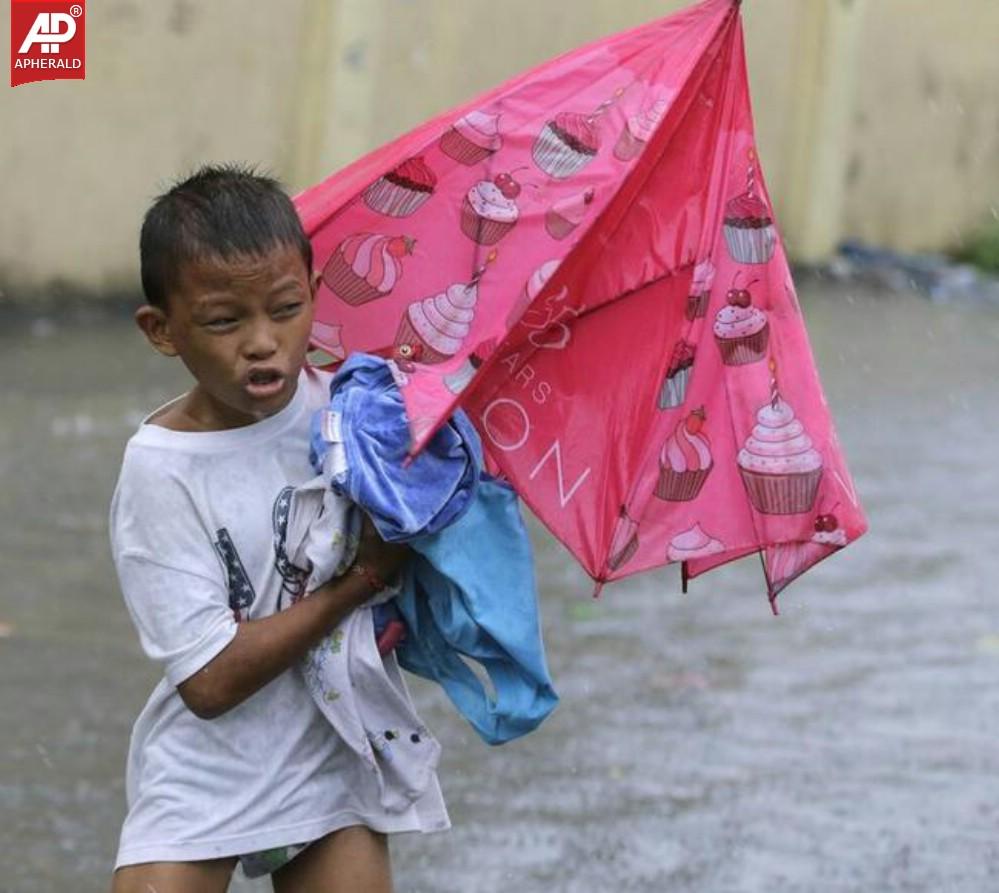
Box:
312, 353, 558, 744
398, 476, 559, 743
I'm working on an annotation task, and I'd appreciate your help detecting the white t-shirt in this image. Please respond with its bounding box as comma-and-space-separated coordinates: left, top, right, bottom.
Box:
109, 367, 448, 869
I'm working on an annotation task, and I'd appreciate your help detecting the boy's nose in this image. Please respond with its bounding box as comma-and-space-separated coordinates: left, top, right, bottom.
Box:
242, 321, 279, 359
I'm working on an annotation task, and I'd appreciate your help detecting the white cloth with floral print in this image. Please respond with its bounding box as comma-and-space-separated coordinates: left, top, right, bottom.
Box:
284, 475, 441, 813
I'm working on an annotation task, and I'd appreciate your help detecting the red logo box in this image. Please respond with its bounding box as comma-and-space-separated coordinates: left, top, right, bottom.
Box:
10, 0, 86, 87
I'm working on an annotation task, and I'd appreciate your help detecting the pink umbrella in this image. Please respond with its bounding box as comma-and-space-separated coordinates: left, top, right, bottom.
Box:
295, 0, 868, 610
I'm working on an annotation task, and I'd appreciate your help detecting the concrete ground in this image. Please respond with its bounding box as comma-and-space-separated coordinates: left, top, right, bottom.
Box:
1, 281, 998, 892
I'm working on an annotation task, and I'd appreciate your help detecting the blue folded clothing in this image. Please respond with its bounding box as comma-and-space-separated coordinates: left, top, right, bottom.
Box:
311, 353, 558, 744
311, 356, 480, 541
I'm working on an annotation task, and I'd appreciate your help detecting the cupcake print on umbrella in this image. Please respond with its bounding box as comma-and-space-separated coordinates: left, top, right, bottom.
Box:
723, 149, 776, 264
811, 502, 846, 546
655, 407, 713, 502
614, 93, 671, 162
713, 274, 769, 366
686, 258, 715, 321
306, 320, 346, 368
545, 187, 595, 240
607, 507, 640, 571
506, 259, 564, 328
764, 542, 828, 596
764, 518, 843, 599
322, 233, 414, 306
658, 339, 695, 410
461, 169, 522, 245
666, 523, 724, 563
443, 338, 497, 395
737, 360, 824, 515
532, 87, 626, 179
363, 156, 437, 217
395, 252, 497, 365
439, 109, 503, 165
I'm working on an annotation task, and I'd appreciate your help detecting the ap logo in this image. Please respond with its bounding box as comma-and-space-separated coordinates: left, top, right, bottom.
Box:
18, 12, 78, 54
10, 1, 86, 87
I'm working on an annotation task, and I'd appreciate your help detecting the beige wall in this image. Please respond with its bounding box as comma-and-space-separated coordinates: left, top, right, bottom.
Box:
1, 0, 997, 298
843, 1, 999, 251
1, 0, 309, 296
290, 0, 799, 209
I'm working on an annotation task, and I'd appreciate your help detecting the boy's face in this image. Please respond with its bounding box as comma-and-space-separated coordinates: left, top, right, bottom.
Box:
136, 243, 318, 430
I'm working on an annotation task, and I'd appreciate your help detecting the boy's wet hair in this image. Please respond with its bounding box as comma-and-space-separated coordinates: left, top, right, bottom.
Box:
140, 162, 313, 309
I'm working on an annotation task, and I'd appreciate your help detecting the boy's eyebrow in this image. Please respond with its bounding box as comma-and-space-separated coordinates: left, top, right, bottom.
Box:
193, 294, 239, 311
269, 278, 306, 296
187, 277, 306, 311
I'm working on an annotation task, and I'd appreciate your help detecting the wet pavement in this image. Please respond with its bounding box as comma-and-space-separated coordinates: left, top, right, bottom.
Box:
2, 282, 998, 892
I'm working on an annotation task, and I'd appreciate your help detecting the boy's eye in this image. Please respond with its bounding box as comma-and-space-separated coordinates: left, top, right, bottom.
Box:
204, 317, 237, 330
275, 302, 304, 317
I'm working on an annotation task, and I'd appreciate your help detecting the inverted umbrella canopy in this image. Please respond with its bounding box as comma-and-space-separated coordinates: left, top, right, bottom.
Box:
295, 0, 868, 609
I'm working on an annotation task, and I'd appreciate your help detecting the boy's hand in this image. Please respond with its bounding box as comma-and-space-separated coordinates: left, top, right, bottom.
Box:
354, 512, 411, 587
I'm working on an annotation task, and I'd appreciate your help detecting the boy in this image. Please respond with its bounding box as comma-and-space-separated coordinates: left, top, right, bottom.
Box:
109, 164, 448, 893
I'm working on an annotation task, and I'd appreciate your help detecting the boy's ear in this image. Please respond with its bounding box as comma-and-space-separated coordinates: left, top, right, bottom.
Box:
134, 304, 179, 357
310, 269, 321, 300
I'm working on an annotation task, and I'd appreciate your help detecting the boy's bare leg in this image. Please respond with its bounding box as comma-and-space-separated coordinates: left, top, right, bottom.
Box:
110, 856, 237, 893
272, 825, 392, 893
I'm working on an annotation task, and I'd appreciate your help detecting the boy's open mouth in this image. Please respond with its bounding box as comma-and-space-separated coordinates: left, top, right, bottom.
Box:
245, 367, 285, 398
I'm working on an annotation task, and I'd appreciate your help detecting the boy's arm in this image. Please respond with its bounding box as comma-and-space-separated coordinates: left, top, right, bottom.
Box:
178, 515, 408, 720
